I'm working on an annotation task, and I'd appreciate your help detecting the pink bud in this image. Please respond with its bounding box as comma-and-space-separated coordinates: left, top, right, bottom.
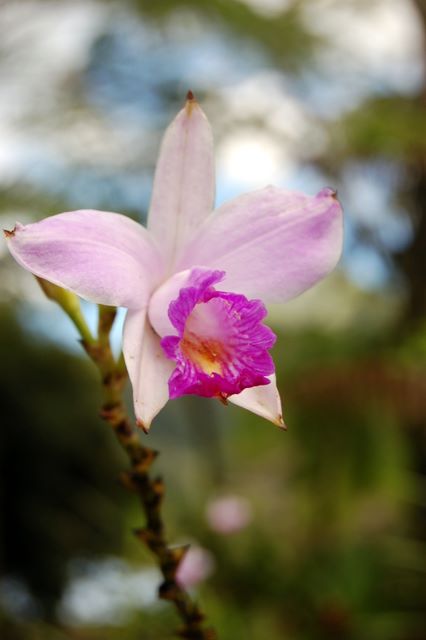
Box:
175, 546, 215, 589
206, 495, 252, 535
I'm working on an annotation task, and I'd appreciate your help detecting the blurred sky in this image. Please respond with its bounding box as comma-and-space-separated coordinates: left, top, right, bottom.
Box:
0, 0, 424, 349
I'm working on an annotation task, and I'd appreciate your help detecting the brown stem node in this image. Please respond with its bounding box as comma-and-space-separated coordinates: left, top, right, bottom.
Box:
159, 579, 181, 601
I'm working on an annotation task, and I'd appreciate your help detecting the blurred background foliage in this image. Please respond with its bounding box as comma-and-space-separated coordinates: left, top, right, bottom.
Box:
0, 0, 425, 638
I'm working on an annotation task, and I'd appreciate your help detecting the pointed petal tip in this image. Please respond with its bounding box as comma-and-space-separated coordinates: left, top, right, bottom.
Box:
3, 222, 23, 239
4, 222, 25, 239
316, 186, 338, 200
276, 414, 288, 430
136, 418, 151, 434
185, 90, 198, 115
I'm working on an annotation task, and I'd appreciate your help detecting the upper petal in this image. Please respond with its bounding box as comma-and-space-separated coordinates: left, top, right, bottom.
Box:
5, 210, 163, 308
177, 186, 343, 303
147, 94, 215, 271
123, 308, 174, 431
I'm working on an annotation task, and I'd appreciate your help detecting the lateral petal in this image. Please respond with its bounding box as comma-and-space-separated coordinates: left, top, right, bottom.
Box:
147, 94, 215, 271
228, 375, 285, 428
5, 210, 163, 308
178, 187, 343, 303
123, 309, 174, 431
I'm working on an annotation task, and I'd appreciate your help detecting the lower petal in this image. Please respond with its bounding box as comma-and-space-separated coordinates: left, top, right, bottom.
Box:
228, 374, 285, 428
123, 308, 174, 431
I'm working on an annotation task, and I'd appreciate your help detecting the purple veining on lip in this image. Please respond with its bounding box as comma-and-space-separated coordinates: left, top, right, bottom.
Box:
161, 269, 276, 400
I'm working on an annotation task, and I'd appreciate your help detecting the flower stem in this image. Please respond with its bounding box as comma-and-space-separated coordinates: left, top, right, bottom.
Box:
82, 306, 217, 640
36, 277, 95, 345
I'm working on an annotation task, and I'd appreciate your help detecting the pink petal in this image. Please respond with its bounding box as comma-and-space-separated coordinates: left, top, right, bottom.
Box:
228, 374, 285, 427
123, 309, 174, 431
6, 210, 163, 308
147, 94, 215, 271
177, 187, 343, 303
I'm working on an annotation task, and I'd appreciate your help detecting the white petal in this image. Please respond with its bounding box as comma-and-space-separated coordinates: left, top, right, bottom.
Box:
123, 309, 174, 431
148, 268, 213, 338
228, 375, 285, 428
147, 94, 215, 271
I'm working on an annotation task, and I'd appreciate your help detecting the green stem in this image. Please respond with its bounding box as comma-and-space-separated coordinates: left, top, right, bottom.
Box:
69, 311, 94, 346
36, 277, 95, 345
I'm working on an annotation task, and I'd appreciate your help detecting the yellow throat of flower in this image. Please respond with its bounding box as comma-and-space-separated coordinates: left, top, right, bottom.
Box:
180, 331, 226, 376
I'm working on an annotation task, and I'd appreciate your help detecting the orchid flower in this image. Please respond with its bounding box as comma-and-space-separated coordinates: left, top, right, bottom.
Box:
5, 93, 343, 431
